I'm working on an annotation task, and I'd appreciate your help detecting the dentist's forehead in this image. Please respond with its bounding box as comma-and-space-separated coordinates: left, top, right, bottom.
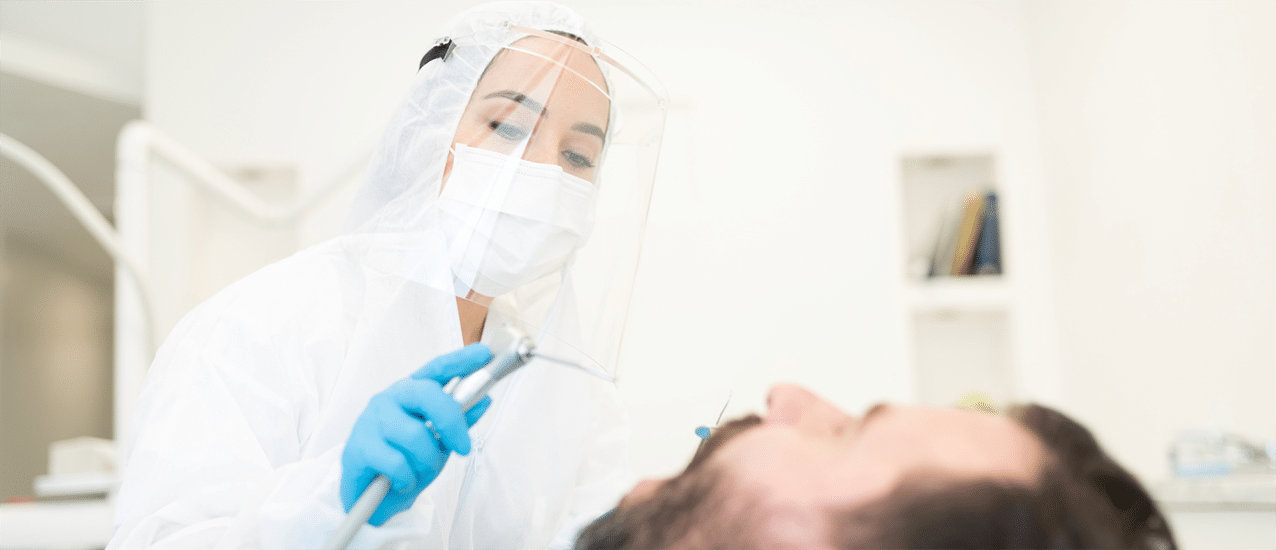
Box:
483, 35, 609, 94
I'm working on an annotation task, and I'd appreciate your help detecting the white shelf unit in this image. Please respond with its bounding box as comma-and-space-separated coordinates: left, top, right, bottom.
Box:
905, 277, 1011, 311
898, 154, 1017, 408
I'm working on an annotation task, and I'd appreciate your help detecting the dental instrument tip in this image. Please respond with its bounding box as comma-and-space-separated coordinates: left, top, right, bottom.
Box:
530, 352, 616, 382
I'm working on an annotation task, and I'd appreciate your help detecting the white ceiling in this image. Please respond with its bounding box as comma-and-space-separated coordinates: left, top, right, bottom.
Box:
0, 0, 145, 103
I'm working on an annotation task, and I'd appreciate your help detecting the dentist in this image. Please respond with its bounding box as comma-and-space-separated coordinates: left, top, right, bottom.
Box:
109, 2, 666, 548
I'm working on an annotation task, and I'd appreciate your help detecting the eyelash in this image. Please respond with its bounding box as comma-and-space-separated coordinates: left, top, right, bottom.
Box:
562, 150, 594, 169
489, 120, 596, 170
489, 120, 527, 142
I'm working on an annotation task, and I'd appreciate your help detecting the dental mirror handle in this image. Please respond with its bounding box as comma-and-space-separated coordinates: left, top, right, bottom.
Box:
324, 337, 533, 550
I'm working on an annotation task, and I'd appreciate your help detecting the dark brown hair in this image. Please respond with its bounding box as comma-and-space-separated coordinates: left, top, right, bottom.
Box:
839, 405, 1175, 548
576, 470, 738, 549
578, 416, 761, 549
576, 404, 1177, 550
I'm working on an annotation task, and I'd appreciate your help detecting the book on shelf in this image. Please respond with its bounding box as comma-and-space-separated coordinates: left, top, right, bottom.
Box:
949, 192, 986, 276
972, 191, 1001, 275
926, 203, 962, 278
926, 190, 1001, 278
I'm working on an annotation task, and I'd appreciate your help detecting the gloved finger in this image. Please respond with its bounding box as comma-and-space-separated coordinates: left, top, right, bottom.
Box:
369, 507, 394, 527
464, 395, 492, 426
412, 343, 492, 383
363, 441, 418, 493
369, 499, 407, 527
399, 437, 449, 484
392, 378, 472, 455
340, 466, 378, 513
379, 404, 444, 472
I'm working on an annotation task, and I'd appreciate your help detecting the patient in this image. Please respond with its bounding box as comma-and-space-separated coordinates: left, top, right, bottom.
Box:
576, 385, 1176, 549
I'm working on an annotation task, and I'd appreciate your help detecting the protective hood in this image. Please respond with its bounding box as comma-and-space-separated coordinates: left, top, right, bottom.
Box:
341, 0, 666, 377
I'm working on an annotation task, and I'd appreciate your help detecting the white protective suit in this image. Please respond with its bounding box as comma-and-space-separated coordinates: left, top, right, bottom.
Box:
110, 2, 666, 548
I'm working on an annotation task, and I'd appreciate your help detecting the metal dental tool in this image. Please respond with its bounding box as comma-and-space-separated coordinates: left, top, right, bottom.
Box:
529, 350, 616, 383
324, 329, 611, 550
695, 390, 733, 446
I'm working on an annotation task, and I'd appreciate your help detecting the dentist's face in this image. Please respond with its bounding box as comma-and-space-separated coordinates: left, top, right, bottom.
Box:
443, 34, 610, 187
621, 385, 1047, 546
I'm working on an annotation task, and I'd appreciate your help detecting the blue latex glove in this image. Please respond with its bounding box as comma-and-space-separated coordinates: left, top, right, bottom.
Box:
340, 343, 494, 526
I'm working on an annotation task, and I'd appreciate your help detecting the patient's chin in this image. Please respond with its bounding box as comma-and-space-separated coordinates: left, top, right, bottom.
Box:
619, 478, 664, 508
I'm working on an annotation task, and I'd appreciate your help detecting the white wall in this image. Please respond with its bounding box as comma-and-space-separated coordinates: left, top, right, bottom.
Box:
0, 0, 145, 105
1026, 0, 1276, 481
568, 0, 1059, 477
142, 1, 457, 334
141, 0, 1274, 488
2, 1, 143, 498
0, 236, 113, 500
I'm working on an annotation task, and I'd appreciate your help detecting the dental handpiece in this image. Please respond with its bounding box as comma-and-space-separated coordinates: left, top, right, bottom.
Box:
323, 335, 534, 550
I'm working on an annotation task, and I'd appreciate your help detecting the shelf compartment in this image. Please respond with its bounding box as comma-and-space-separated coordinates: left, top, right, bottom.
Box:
911, 309, 1014, 407
905, 277, 1010, 311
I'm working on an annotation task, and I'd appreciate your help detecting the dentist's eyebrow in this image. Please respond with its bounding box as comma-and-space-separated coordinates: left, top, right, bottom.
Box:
485, 90, 606, 142
572, 122, 606, 141
485, 90, 545, 115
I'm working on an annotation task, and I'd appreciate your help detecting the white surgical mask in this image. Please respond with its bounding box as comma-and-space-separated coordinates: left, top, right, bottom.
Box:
437, 144, 598, 297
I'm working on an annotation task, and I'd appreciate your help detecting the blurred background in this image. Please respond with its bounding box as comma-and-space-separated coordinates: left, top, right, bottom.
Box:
1, 1, 1272, 548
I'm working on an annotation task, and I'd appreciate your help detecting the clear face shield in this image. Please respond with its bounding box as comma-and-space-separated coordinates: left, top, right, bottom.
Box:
434, 24, 665, 378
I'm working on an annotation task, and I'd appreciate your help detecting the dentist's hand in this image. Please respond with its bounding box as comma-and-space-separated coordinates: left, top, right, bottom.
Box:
340, 343, 494, 526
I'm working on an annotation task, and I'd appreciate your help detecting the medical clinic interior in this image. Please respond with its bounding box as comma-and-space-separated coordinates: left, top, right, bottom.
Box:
1, 1, 1272, 548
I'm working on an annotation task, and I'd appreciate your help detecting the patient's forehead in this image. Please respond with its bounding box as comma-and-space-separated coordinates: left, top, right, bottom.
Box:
710, 404, 1047, 511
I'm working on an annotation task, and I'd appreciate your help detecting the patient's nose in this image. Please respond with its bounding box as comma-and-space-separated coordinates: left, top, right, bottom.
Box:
765, 384, 849, 436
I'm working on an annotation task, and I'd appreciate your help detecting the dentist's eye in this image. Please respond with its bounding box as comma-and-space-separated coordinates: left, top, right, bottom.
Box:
562, 150, 595, 169
489, 121, 528, 142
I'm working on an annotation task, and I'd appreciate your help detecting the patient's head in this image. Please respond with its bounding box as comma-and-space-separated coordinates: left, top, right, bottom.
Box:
577, 385, 1176, 550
